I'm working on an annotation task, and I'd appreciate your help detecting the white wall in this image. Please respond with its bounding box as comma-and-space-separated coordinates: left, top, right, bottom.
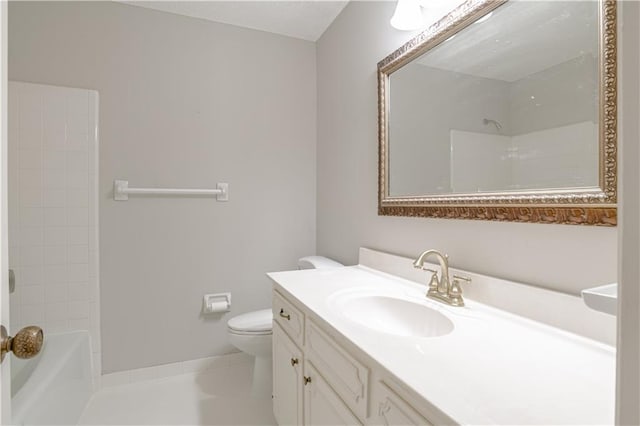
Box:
316, 1, 616, 295
8, 1, 317, 373
617, 0, 640, 423
8, 82, 101, 377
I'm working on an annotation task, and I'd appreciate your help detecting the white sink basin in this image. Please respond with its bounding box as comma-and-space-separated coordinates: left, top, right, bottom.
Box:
338, 295, 454, 338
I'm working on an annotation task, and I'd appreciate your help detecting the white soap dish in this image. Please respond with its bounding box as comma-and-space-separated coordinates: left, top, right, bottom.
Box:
581, 283, 617, 316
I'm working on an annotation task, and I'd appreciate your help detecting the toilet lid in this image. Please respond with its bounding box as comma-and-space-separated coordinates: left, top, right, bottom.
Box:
227, 309, 273, 333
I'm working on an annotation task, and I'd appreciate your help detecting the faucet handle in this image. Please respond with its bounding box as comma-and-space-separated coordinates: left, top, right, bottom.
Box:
447, 275, 470, 307
424, 269, 439, 294
453, 274, 472, 283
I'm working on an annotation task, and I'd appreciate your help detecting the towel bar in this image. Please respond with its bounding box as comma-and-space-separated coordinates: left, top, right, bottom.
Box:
113, 180, 228, 201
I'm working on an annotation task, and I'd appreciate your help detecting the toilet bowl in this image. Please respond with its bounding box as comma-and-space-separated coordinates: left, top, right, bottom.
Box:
226, 256, 343, 396
227, 309, 273, 396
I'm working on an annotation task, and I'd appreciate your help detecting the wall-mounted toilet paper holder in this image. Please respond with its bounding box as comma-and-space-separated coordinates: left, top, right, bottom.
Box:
202, 293, 231, 314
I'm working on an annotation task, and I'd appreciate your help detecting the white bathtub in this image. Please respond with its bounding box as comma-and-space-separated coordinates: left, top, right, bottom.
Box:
12, 331, 93, 425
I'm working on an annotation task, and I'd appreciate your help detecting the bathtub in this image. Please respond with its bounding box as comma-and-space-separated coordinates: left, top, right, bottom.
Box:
12, 331, 93, 425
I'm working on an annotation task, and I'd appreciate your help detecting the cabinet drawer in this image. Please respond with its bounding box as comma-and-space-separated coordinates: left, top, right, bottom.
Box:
305, 320, 369, 421
273, 291, 304, 345
370, 382, 432, 426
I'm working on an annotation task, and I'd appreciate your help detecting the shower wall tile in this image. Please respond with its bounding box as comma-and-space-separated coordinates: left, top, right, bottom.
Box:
8, 82, 100, 379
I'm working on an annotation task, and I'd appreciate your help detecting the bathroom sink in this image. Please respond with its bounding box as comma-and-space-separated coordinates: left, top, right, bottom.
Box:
338, 295, 454, 338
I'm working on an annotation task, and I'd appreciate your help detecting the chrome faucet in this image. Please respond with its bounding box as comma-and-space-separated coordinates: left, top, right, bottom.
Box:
413, 249, 470, 307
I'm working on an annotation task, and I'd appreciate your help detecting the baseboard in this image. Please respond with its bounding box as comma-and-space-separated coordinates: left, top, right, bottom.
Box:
99, 351, 250, 389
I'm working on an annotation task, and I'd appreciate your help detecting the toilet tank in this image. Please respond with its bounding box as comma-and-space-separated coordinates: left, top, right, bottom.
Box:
297, 256, 343, 270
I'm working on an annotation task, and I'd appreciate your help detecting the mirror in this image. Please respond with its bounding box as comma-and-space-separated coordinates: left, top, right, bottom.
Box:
378, 0, 617, 226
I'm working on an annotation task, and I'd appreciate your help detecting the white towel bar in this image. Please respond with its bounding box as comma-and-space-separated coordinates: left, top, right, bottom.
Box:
113, 180, 228, 201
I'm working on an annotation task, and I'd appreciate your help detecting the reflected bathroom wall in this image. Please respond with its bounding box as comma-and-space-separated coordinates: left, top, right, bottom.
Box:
389, 64, 510, 195
450, 130, 510, 193
387, 0, 599, 197
450, 121, 598, 193
511, 121, 598, 189
390, 53, 598, 195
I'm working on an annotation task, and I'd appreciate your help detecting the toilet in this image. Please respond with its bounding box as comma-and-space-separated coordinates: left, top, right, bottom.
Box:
227, 256, 343, 396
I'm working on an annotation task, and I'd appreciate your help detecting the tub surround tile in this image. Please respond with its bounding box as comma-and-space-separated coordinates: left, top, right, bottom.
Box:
43, 245, 67, 265
44, 284, 69, 303
20, 284, 44, 305
20, 304, 44, 325
19, 265, 44, 285
67, 227, 89, 245
43, 319, 70, 334
42, 170, 66, 188
68, 283, 90, 301
69, 318, 91, 330
43, 150, 66, 170
68, 245, 89, 263
19, 245, 43, 266
43, 227, 66, 245
43, 208, 67, 227
20, 227, 44, 246
9, 82, 100, 383
19, 208, 43, 228
18, 149, 43, 170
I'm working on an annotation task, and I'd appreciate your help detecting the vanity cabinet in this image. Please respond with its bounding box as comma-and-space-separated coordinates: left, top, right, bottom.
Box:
272, 290, 436, 426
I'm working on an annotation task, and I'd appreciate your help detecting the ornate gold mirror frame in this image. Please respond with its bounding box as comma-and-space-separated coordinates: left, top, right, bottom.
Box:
378, 0, 617, 226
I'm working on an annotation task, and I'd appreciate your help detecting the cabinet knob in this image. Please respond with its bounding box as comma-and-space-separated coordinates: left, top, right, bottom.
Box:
279, 309, 291, 321
303, 376, 312, 385
290, 357, 299, 366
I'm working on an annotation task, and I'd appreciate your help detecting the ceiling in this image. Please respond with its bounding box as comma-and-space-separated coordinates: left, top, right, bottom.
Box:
119, 1, 350, 41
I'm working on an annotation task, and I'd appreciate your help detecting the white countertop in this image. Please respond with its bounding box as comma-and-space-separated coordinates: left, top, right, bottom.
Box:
268, 265, 616, 425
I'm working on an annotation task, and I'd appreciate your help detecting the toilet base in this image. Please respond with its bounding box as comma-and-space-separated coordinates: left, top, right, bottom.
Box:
251, 355, 273, 398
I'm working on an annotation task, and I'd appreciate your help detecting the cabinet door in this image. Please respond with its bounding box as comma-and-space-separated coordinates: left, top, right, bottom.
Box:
369, 382, 433, 426
304, 362, 362, 426
305, 320, 369, 421
273, 322, 304, 426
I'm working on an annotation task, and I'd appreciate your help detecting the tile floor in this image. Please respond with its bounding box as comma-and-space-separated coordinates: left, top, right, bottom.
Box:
79, 356, 277, 425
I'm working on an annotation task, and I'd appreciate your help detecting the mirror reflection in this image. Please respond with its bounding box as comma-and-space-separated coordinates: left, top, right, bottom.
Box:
388, 1, 599, 197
